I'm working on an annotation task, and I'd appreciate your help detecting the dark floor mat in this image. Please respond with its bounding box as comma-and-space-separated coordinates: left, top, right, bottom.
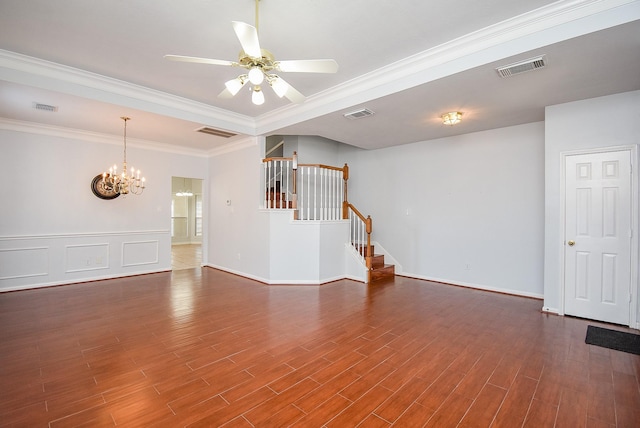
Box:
585, 325, 640, 355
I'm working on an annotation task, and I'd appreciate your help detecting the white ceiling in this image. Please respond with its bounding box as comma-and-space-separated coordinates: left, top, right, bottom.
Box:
1, 0, 639, 152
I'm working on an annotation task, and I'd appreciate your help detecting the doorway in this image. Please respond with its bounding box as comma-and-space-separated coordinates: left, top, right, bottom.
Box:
171, 176, 203, 270
562, 148, 635, 325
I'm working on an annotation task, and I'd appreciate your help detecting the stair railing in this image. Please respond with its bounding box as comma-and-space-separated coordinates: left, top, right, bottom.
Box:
346, 204, 373, 271
296, 161, 347, 221
262, 153, 374, 280
263, 154, 295, 209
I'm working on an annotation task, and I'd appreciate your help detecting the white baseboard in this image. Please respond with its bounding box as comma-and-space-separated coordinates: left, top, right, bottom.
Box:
396, 272, 544, 300
0, 268, 171, 292
541, 306, 560, 315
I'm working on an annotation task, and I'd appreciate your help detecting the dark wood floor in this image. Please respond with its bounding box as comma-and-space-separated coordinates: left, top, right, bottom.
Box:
1, 269, 639, 427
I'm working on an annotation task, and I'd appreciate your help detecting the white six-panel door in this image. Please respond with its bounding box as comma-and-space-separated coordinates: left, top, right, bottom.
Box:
564, 150, 632, 325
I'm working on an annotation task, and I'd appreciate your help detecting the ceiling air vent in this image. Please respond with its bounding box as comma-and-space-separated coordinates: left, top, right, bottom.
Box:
196, 126, 237, 138
496, 55, 546, 78
33, 102, 58, 112
343, 108, 375, 120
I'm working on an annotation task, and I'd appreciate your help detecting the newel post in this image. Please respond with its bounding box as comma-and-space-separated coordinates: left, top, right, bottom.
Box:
342, 163, 349, 219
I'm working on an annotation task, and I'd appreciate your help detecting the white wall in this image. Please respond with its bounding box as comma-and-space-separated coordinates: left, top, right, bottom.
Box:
544, 91, 640, 323
206, 139, 271, 281
267, 211, 349, 284
340, 122, 545, 298
0, 126, 208, 291
283, 135, 341, 166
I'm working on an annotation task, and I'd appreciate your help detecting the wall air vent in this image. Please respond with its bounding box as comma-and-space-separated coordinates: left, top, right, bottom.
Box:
343, 108, 375, 120
196, 126, 237, 138
33, 102, 58, 112
496, 55, 546, 78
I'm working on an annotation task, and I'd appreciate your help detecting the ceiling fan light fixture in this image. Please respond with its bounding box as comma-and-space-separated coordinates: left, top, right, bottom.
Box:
442, 111, 463, 126
248, 67, 264, 85
252, 86, 265, 105
163, 0, 337, 106
225, 76, 246, 96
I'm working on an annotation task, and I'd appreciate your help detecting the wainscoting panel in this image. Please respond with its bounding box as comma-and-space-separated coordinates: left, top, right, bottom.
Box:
0, 246, 48, 280
122, 240, 159, 267
65, 243, 109, 273
0, 230, 170, 292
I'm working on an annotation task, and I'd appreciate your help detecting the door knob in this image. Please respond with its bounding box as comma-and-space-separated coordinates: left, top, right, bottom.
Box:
567, 240, 575, 246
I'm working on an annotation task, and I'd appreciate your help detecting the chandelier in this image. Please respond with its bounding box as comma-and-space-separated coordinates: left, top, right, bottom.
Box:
101, 117, 146, 195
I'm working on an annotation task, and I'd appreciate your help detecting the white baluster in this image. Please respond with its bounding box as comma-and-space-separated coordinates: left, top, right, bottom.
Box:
300, 167, 305, 219
311, 167, 315, 220
264, 161, 269, 209
285, 159, 290, 206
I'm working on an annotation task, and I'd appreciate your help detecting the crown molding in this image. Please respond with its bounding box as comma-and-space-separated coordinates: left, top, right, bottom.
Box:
255, 0, 640, 134
1, 0, 637, 140
0, 49, 257, 135
0, 117, 211, 157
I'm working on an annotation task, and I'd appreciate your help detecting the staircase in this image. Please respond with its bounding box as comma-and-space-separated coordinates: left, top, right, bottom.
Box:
264, 154, 396, 284
360, 244, 395, 282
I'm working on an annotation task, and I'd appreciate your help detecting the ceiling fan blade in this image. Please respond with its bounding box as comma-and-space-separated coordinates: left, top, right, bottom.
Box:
232, 21, 262, 58
277, 59, 338, 73
269, 75, 305, 103
164, 55, 234, 67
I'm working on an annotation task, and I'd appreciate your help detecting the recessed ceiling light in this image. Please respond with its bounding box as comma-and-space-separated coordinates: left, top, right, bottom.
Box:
441, 111, 462, 125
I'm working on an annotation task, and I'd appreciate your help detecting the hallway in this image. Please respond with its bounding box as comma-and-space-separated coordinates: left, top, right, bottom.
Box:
171, 244, 202, 270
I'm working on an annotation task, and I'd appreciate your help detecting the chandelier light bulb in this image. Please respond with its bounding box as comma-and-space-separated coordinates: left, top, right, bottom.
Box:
248, 67, 264, 85
252, 87, 265, 105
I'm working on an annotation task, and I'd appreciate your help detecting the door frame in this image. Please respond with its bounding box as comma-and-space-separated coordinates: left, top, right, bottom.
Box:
559, 145, 638, 328
170, 175, 207, 270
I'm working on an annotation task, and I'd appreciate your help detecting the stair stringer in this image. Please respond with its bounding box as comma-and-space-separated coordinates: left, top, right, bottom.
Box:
344, 243, 369, 283
370, 241, 403, 276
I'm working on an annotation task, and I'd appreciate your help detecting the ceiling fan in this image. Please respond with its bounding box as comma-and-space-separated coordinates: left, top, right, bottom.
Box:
164, 0, 338, 105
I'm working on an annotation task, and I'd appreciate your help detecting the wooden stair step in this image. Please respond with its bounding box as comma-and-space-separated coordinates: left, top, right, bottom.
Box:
370, 264, 395, 282
370, 254, 385, 269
